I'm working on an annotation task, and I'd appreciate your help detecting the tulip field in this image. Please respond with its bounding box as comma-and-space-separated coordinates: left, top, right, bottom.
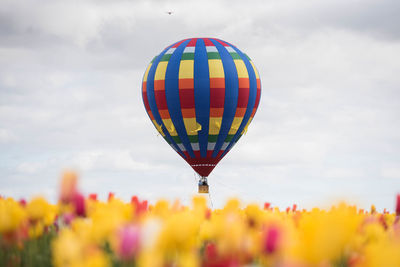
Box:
1, 172, 400, 267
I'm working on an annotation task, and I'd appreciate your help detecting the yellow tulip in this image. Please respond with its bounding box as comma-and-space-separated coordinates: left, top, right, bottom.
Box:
291, 203, 362, 265
26, 197, 52, 221
359, 240, 400, 267
52, 228, 109, 267
0, 197, 27, 234
28, 220, 44, 238
52, 228, 84, 267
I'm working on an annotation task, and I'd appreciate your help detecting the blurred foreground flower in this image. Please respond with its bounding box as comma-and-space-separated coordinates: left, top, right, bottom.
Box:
114, 224, 140, 261
1, 172, 400, 267
59, 171, 78, 204
0, 198, 26, 235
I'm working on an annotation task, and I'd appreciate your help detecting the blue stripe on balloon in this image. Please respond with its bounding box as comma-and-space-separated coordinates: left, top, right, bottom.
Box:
221, 43, 258, 158
146, 43, 185, 158
194, 39, 210, 158
164, 39, 196, 158
210, 39, 239, 158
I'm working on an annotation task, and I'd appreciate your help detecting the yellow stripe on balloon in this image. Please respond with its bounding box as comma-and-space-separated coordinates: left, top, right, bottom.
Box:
152, 120, 165, 137
183, 118, 201, 135
209, 117, 222, 135
208, 59, 225, 78
154, 62, 168, 80
228, 117, 244, 135
179, 60, 194, 79
162, 118, 178, 136
241, 118, 253, 135
233, 60, 248, 78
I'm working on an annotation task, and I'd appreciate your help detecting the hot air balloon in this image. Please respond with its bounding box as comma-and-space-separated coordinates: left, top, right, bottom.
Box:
142, 38, 261, 193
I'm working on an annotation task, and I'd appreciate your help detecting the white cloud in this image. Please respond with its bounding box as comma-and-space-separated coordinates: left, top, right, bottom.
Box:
381, 166, 400, 179
0, 128, 17, 143
69, 149, 154, 171
323, 168, 364, 179
16, 161, 46, 174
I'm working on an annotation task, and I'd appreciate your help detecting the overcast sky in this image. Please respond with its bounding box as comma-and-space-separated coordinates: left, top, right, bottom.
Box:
1, 0, 400, 211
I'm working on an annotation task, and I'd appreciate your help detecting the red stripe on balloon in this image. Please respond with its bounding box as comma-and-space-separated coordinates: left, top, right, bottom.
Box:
179, 89, 195, 109
213, 39, 229, 47
172, 39, 187, 48
187, 38, 197, 47
202, 38, 214, 46
154, 90, 168, 110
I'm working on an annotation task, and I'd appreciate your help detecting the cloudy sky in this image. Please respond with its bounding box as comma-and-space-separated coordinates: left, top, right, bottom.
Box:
1, 0, 400, 210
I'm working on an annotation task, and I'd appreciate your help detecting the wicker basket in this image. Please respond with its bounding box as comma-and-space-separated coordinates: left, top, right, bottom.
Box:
198, 184, 209, 193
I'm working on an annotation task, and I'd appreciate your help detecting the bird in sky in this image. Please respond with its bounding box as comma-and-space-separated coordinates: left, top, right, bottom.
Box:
166, 11, 173, 15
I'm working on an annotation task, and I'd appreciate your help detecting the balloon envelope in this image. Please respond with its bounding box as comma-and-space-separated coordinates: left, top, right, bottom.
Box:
142, 38, 261, 177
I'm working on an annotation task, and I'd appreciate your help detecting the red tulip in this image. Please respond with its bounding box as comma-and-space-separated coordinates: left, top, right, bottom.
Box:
89, 193, 97, 201
205, 242, 218, 260
19, 199, 27, 207
131, 196, 148, 216
131, 196, 139, 205
292, 204, 297, 212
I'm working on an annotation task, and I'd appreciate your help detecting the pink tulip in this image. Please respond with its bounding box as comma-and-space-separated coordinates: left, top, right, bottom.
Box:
63, 213, 75, 225
116, 225, 140, 260
73, 193, 86, 217
205, 208, 212, 220
263, 225, 280, 254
